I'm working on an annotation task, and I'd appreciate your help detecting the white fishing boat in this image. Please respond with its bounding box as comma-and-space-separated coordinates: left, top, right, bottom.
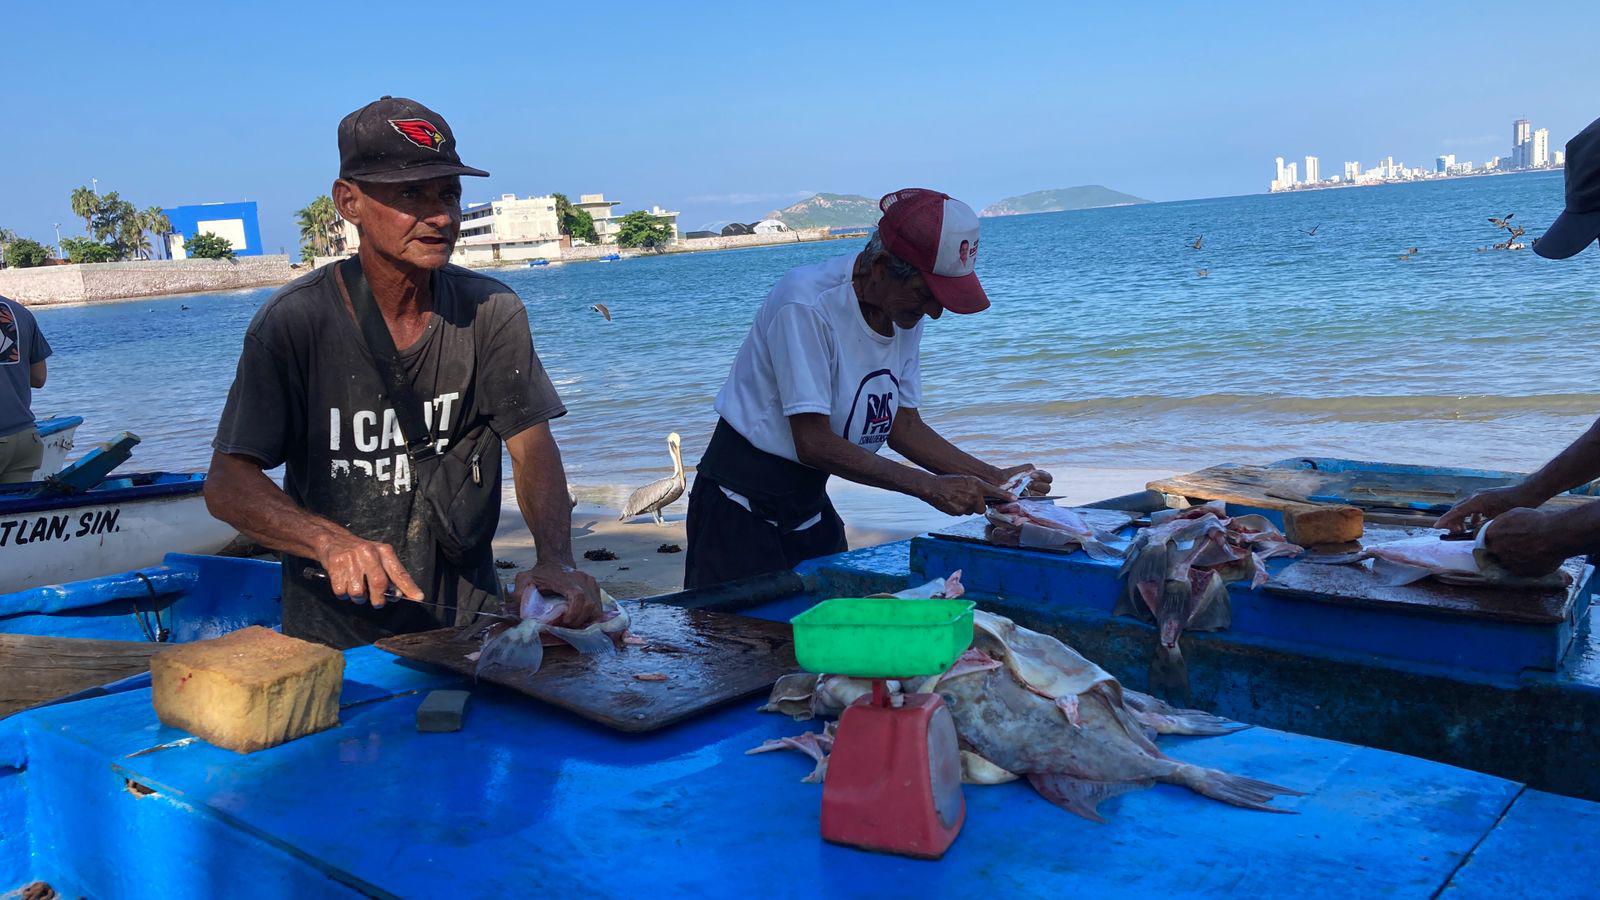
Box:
0, 471, 238, 594
34, 415, 83, 477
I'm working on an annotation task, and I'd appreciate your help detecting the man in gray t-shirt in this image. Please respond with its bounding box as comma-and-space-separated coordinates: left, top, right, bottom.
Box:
0, 294, 52, 483
207, 97, 600, 648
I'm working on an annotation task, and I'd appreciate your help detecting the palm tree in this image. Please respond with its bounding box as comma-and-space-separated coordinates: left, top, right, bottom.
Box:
122, 219, 152, 260
141, 207, 171, 259
296, 195, 339, 258
69, 186, 97, 234
0, 226, 16, 269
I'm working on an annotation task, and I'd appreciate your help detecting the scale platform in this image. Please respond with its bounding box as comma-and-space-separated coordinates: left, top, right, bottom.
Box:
914, 516, 1592, 676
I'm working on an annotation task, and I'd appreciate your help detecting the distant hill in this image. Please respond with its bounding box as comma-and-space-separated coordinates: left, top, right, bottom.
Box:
767, 193, 881, 229
980, 186, 1150, 217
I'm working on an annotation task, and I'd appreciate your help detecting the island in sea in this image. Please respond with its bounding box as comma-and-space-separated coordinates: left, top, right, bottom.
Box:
979, 185, 1149, 217
767, 193, 882, 229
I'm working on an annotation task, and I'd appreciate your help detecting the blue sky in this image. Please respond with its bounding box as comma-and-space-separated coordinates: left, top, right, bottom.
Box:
2, 1, 1595, 257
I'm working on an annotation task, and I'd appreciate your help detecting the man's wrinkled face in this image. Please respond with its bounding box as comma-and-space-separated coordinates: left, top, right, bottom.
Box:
338, 176, 462, 269
872, 259, 943, 329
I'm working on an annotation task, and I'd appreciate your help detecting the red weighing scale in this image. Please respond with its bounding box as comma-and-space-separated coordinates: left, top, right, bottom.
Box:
790, 597, 975, 860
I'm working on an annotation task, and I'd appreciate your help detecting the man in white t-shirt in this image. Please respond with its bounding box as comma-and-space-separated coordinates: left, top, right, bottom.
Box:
684, 188, 1051, 588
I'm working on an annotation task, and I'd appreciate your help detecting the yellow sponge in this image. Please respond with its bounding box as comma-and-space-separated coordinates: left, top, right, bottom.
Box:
151, 626, 344, 753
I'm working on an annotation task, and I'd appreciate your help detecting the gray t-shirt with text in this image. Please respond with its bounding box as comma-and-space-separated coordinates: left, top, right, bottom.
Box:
213, 263, 565, 648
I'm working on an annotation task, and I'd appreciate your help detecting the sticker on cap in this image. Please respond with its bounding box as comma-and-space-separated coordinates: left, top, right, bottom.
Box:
932, 199, 982, 277
388, 118, 446, 151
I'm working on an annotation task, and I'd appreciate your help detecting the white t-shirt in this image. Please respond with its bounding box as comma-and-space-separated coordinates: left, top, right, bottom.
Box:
715, 253, 923, 465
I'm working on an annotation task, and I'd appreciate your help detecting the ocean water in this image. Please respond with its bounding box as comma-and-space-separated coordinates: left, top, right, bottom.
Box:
29, 171, 1600, 528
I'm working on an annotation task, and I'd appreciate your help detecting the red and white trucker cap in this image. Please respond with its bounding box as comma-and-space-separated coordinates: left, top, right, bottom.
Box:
877, 188, 989, 314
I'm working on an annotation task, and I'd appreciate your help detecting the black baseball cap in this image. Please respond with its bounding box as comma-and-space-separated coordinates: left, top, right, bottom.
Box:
337, 96, 489, 183
1534, 116, 1600, 260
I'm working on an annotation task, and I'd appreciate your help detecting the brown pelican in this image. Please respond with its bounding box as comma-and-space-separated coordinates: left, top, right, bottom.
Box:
591, 303, 612, 321
619, 433, 685, 525
1190, 235, 1204, 250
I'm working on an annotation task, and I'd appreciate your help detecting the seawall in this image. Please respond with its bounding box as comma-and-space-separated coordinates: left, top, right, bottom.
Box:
561, 227, 844, 262
0, 256, 299, 306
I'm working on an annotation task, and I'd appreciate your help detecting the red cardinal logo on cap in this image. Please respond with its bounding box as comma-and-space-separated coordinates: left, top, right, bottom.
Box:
388, 118, 446, 151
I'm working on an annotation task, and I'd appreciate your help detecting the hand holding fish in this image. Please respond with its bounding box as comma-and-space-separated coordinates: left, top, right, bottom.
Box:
998, 464, 1053, 497
514, 563, 603, 627
921, 474, 1011, 516
1435, 483, 1547, 533
1481, 507, 1574, 577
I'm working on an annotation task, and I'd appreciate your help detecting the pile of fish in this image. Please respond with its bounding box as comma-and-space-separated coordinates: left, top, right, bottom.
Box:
469, 584, 631, 678
984, 472, 1127, 560
1116, 502, 1302, 696
755, 573, 1301, 822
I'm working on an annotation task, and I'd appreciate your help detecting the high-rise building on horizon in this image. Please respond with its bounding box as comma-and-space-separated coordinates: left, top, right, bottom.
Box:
1533, 128, 1550, 167
1555, 149, 1566, 167
1286, 161, 1298, 185
1304, 155, 1320, 184
1344, 160, 1361, 182
1512, 118, 1532, 169
1436, 154, 1455, 174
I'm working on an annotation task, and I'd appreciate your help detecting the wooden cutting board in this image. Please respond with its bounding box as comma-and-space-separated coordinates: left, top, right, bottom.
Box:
376, 601, 796, 733
1265, 557, 1586, 625
1149, 464, 1593, 522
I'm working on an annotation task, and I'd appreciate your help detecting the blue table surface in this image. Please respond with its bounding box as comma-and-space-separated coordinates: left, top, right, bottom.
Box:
11, 646, 1598, 898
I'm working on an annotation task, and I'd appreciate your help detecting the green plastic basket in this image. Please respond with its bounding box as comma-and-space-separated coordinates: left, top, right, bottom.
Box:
791, 598, 975, 678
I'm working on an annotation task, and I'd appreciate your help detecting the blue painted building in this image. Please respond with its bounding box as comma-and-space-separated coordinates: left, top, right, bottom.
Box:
162, 200, 263, 258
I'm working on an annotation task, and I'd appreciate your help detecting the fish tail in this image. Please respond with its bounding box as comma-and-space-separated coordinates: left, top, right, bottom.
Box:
1121, 688, 1249, 736
1148, 641, 1189, 700
1169, 764, 1303, 812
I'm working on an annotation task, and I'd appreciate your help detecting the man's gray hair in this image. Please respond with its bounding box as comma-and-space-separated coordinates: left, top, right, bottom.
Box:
863, 230, 920, 281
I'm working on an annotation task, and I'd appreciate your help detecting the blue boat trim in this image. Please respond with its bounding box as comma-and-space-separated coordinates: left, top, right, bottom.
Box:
0, 552, 280, 644
0, 472, 206, 515
33, 416, 83, 438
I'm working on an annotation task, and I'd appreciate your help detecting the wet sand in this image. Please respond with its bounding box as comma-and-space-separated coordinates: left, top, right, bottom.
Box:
490, 465, 1173, 598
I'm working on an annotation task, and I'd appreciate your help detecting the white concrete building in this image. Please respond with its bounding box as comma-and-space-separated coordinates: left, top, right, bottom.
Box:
576, 194, 622, 244
1555, 150, 1566, 168
643, 205, 681, 242
1303, 155, 1320, 184
1533, 129, 1550, 168
1344, 161, 1361, 182
452, 193, 562, 265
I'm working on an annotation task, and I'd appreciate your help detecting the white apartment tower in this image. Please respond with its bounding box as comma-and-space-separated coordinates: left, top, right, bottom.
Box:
1533, 128, 1550, 167
1512, 119, 1532, 168
1304, 155, 1320, 184
1344, 160, 1361, 182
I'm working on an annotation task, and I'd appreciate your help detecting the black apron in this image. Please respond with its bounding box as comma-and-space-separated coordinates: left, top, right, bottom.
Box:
683, 419, 847, 589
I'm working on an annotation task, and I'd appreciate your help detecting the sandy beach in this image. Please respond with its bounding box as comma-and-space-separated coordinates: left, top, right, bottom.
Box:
491, 464, 1174, 599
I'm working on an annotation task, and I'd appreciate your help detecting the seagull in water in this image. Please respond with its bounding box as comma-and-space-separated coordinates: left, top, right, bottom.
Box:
619, 433, 685, 526
591, 303, 612, 322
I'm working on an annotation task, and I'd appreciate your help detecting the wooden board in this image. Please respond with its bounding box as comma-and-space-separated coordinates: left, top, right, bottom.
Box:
1265, 550, 1587, 626
376, 601, 796, 733
1, 634, 157, 718
1149, 464, 1594, 522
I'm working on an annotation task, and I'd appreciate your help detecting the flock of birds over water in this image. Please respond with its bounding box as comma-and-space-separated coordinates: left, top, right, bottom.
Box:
1183, 211, 1529, 277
